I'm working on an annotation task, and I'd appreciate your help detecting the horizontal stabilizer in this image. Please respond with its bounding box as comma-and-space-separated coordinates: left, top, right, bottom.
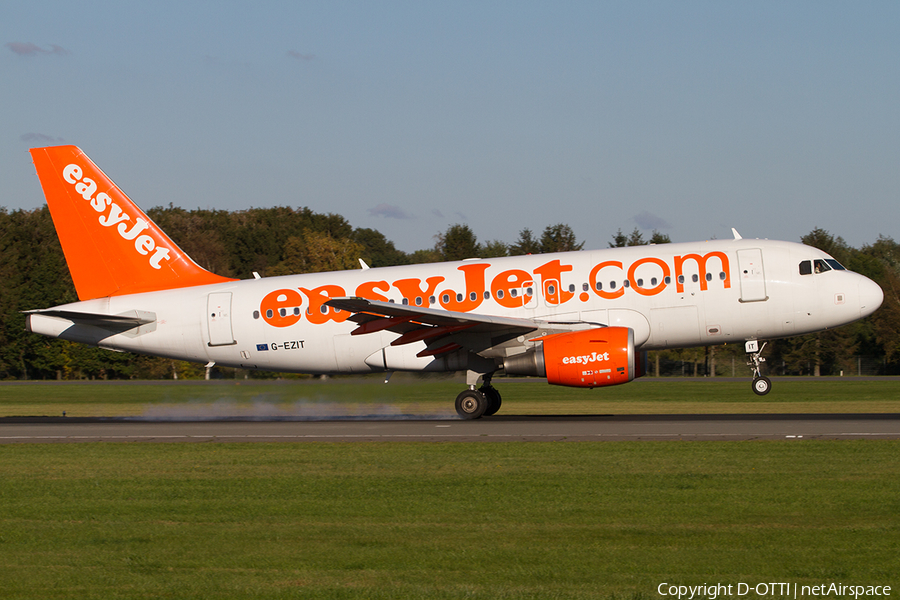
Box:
24, 309, 156, 329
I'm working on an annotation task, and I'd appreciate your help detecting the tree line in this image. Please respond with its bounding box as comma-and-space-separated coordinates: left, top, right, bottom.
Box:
0, 204, 897, 379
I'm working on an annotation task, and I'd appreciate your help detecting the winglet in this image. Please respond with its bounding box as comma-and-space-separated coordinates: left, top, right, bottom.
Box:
30, 145, 236, 300
731, 228, 742, 240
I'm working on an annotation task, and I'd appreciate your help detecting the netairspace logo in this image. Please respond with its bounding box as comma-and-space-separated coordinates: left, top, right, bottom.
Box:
657, 583, 892, 600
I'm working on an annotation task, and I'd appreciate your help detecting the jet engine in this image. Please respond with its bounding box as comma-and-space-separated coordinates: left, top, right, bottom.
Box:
503, 327, 645, 388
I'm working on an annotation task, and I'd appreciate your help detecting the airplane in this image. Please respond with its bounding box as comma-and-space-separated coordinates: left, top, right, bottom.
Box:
24, 145, 884, 418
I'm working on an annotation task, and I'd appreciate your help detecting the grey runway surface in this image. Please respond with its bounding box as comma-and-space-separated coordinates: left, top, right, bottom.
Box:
1, 413, 899, 443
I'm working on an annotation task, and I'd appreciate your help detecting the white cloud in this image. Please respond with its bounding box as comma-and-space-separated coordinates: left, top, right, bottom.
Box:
20, 133, 65, 144
287, 50, 316, 61
6, 42, 68, 57
633, 210, 671, 231
368, 203, 413, 219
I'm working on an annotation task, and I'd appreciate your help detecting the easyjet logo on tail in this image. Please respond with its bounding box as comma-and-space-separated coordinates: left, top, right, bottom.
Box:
62, 163, 171, 270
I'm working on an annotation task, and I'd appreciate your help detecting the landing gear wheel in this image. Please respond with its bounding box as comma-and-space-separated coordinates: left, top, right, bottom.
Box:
479, 385, 502, 416
456, 389, 488, 420
752, 376, 771, 396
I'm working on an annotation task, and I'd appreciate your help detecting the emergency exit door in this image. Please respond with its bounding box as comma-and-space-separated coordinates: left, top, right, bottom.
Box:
207, 292, 236, 346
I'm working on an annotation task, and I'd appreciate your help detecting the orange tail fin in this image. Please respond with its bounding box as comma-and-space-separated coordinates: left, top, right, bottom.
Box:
30, 145, 236, 300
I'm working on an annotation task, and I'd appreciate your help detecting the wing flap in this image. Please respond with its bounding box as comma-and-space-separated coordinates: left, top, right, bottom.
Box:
326, 297, 540, 334
326, 297, 608, 362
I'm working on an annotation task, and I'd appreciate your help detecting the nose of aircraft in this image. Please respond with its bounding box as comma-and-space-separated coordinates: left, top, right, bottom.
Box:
858, 276, 884, 318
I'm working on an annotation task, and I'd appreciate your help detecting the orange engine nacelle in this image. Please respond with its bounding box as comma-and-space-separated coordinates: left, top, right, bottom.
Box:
503, 327, 646, 388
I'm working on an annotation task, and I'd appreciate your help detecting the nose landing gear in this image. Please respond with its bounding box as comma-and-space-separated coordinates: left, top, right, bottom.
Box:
746, 340, 771, 396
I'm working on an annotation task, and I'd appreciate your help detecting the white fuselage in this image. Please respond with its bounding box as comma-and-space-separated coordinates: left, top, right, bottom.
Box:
28, 238, 883, 374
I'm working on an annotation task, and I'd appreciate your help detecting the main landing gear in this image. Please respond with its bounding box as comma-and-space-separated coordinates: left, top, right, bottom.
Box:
745, 340, 771, 396
455, 372, 502, 419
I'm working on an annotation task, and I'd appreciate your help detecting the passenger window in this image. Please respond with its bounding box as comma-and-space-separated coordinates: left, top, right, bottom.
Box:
799, 261, 812, 275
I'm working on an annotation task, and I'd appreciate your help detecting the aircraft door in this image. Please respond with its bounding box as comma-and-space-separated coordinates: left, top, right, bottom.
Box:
737, 249, 768, 302
649, 306, 701, 347
207, 292, 236, 346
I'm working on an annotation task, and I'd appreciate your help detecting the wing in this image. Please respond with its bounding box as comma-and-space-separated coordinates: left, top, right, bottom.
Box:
325, 297, 542, 359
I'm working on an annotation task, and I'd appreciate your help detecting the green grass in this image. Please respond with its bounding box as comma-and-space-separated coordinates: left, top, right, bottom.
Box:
0, 377, 898, 418
0, 442, 898, 599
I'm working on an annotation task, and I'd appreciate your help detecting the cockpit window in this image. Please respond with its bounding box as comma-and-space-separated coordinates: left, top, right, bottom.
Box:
800, 258, 846, 275
814, 259, 832, 274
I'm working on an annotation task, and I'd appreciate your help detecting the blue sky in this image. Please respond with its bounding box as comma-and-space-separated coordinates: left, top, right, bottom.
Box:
3, 1, 898, 254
